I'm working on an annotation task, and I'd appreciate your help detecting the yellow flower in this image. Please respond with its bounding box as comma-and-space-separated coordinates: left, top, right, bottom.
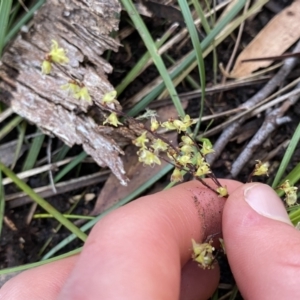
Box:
286, 192, 297, 207
103, 112, 122, 127
172, 115, 193, 133
61, 81, 80, 95
180, 144, 194, 155
195, 153, 205, 167
102, 90, 117, 104
138, 149, 161, 167
49, 40, 69, 64
181, 135, 194, 146
173, 119, 186, 133
166, 148, 178, 162
161, 120, 176, 131
74, 86, 92, 103
177, 154, 192, 167
41, 60, 52, 75
253, 160, 269, 176
200, 139, 215, 156
216, 186, 228, 197
182, 114, 193, 127
150, 117, 160, 132
191, 239, 215, 269
151, 139, 168, 154
195, 158, 211, 177
278, 180, 298, 206
133, 131, 149, 148
170, 168, 184, 183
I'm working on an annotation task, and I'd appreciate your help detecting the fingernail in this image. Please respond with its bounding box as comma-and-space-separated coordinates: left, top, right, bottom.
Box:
244, 183, 292, 225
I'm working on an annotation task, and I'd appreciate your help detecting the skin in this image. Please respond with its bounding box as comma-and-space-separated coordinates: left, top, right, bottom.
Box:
1, 179, 300, 299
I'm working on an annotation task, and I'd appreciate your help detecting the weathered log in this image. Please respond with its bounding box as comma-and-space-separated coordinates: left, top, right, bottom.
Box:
0, 0, 130, 185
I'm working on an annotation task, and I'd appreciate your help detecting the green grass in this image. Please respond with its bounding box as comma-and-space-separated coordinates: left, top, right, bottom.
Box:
272, 122, 300, 189
0, 162, 87, 242
121, 0, 186, 119
177, 0, 206, 136
0, 0, 13, 57
0, 171, 4, 238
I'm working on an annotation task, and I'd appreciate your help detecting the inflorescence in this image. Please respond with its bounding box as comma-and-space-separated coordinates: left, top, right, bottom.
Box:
41, 40, 298, 270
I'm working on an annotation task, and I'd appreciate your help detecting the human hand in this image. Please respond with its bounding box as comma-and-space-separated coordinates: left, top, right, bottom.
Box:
1, 179, 299, 300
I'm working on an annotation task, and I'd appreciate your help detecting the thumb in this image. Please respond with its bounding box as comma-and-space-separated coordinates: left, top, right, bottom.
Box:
223, 183, 300, 299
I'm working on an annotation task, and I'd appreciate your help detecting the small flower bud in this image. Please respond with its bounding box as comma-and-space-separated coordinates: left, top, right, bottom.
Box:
216, 186, 228, 197
138, 149, 161, 167
177, 154, 192, 167
102, 90, 117, 104
173, 119, 186, 133
181, 135, 194, 146
41, 60, 52, 75
200, 139, 215, 156
74, 86, 92, 103
191, 239, 215, 269
61, 81, 80, 95
133, 131, 149, 148
161, 120, 176, 131
170, 168, 183, 183
182, 115, 193, 127
103, 112, 122, 127
195, 163, 211, 177
150, 117, 160, 132
49, 40, 69, 64
180, 144, 194, 155
253, 160, 269, 176
278, 180, 298, 206
151, 138, 168, 154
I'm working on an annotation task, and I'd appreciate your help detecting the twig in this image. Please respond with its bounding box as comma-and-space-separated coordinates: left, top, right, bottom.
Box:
206, 39, 300, 166
6, 171, 110, 209
203, 77, 300, 138
2, 157, 74, 185
0, 107, 14, 123
230, 82, 300, 177
47, 137, 57, 194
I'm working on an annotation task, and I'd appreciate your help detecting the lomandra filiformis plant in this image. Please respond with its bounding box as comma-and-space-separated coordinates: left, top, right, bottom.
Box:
41, 41, 298, 269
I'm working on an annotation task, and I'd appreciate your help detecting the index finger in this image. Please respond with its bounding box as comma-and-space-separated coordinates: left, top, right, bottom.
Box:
58, 179, 241, 300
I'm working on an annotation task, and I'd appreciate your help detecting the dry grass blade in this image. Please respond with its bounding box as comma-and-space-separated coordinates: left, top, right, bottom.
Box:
5, 170, 110, 209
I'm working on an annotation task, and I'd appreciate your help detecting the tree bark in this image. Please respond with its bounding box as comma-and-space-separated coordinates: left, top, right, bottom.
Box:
0, 0, 130, 185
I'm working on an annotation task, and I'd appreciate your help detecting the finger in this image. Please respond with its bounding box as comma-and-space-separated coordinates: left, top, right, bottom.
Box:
0, 179, 241, 300
223, 183, 300, 299
180, 260, 220, 300
0, 256, 77, 300
58, 179, 241, 300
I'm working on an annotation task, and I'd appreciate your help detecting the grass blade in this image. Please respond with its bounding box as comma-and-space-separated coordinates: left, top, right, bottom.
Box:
0, 115, 23, 141
178, 0, 206, 136
11, 121, 27, 169
53, 144, 70, 162
127, 0, 248, 117
4, 0, 46, 46
0, 161, 87, 242
0, 171, 5, 237
0, 0, 13, 57
191, 0, 211, 34
0, 247, 82, 275
121, 0, 185, 118
272, 122, 300, 188
54, 151, 87, 183
116, 23, 178, 95
22, 130, 45, 171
